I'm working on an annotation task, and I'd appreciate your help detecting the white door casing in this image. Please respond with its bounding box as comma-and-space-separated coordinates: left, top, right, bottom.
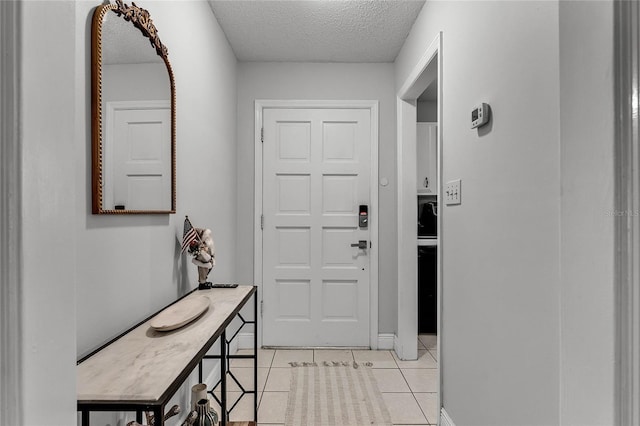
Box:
104, 100, 171, 211
397, 32, 442, 423
255, 100, 379, 348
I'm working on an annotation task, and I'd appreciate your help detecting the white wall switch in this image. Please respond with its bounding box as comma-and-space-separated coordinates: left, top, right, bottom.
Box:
445, 179, 461, 205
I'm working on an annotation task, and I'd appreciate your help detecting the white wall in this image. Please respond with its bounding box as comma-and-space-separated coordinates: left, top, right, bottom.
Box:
417, 100, 437, 123
236, 62, 398, 333
75, 0, 237, 357
21, 2, 78, 424
396, 2, 562, 424
18, 1, 236, 424
102, 62, 170, 103
559, 1, 615, 424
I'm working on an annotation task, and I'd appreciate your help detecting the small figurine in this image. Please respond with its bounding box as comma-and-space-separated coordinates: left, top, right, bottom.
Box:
182, 216, 216, 290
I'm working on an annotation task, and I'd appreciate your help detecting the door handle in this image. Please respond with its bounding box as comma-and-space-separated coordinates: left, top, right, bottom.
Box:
350, 240, 368, 249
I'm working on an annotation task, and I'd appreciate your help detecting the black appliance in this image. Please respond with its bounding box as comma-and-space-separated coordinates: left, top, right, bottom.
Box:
418, 246, 437, 333
418, 198, 437, 238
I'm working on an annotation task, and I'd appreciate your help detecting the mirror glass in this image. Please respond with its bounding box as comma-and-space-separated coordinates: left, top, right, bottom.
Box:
92, 2, 176, 214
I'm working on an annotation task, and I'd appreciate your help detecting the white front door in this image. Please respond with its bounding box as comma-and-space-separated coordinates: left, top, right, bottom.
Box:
262, 108, 372, 347
104, 101, 171, 211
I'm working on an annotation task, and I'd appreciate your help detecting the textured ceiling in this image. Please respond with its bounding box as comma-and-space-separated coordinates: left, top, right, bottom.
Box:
208, 0, 426, 62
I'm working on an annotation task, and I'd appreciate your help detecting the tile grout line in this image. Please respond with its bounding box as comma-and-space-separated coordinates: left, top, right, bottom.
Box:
416, 336, 438, 425
410, 390, 431, 425
259, 346, 437, 425
398, 366, 427, 420
258, 349, 276, 412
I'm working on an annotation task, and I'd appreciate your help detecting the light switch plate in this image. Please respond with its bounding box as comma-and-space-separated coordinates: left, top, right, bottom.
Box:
445, 179, 461, 205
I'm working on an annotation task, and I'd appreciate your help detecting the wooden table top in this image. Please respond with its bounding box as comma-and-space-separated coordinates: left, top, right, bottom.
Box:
77, 286, 255, 404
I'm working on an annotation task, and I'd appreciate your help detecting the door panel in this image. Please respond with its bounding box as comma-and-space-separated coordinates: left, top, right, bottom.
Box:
276, 227, 311, 267
262, 108, 371, 347
322, 280, 358, 320
105, 102, 171, 210
276, 174, 310, 213
323, 122, 357, 161
278, 122, 311, 161
275, 280, 311, 320
322, 175, 358, 214
322, 227, 358, 267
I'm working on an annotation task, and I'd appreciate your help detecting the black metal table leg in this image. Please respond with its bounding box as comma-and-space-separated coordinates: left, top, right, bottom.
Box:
221, 329, 227, 426
81, 410, 90, 426
154, 407, 164, 426
254, 292, 258, 422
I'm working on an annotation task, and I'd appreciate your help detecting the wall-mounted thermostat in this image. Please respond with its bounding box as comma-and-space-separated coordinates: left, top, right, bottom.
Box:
471, 103, 490, 129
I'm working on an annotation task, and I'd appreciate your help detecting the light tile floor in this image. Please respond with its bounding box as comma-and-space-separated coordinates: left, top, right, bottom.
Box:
219, 334, 438, 425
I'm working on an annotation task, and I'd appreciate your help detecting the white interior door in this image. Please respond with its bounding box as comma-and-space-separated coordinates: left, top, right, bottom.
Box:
105, 101, 171, 210
262, 108, 372, 347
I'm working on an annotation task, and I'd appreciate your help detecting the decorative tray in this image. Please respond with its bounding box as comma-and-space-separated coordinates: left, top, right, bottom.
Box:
149, 296, 210, 331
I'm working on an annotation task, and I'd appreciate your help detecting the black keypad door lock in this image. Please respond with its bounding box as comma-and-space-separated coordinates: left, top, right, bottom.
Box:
359, 205, 368, 228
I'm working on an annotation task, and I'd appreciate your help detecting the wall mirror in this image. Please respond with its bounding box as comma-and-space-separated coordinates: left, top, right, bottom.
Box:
92, 0, 176, 214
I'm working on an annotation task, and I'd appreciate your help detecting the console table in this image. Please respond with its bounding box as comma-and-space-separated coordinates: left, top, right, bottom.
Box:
77, 285, 258, 426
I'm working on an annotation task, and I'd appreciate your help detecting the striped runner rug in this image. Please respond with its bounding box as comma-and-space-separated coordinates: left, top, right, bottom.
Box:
285, 362, 392, 426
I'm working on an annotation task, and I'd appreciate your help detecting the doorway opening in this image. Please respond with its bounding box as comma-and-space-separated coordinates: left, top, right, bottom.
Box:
396, 32, 443, 421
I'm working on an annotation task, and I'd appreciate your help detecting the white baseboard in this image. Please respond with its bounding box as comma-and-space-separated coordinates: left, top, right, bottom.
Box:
237, 332, 254, 350
393, 334, 401, 355
238, 332, 397, 350
377, 333, 395, 350
440, 407, 455, 426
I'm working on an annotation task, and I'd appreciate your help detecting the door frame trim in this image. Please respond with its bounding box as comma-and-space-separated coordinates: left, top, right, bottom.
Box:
614, 1, 640, 423
0, 0, 23, 424
254, 99, 380, 349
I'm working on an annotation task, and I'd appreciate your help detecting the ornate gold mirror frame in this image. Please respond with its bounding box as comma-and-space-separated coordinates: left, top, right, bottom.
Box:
92, 0, 176, 214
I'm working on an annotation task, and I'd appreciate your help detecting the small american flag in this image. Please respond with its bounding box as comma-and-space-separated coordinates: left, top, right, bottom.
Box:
181, 216, 199, 253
